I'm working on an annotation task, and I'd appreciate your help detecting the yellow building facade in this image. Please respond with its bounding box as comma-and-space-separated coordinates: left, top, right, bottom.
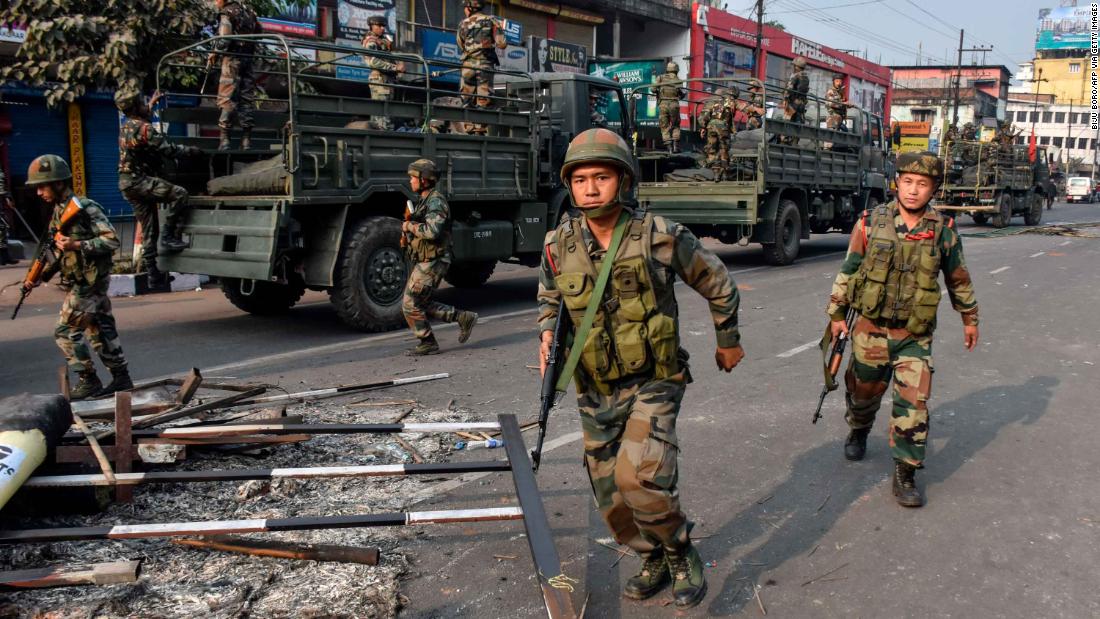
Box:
1033, 57, 1091, 105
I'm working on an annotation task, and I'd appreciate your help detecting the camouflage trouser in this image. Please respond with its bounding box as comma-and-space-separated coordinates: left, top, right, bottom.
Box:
368, 70, 394, 131
579, 371, 691, 555
703, 123, 730, 168
218, 56, 256, 130
826, 112, 846, 131
460, 61, 493, 134
844, 316, 933, 467
782, 101, 806, 145
402, 258, 459, 340
120, 174, 189, 269
657, 100, 681, 144
55, 287, 127, 374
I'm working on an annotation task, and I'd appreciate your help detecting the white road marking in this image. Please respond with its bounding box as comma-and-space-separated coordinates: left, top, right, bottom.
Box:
1060, 240, 1072, 246
989, 266, 1011, 275
777, 340, 819, 358
1029, 251, 1046, 258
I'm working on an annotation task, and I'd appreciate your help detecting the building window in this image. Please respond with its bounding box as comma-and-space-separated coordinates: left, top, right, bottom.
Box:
1069, 62, 1081, 73
912, 110, 934, 123
1030, 111, 1039, 123
1080, 137, 1091, 149
1042, 111, 1053, 123
1014, 110, 1025, 122
1040, 136, 1050, 145
1055, 112, 1065, 123
1053, 136, 1063, 147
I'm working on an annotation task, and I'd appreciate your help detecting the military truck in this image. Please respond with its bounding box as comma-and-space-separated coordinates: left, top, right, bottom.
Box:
155, 35, 633, 331
935, 140, 1054, 227
631, 78, 891, 265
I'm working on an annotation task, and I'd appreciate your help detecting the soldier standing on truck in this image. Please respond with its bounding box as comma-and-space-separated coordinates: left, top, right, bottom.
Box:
209, 0, 261, 150
537, 128, 745, 609
701, 89, 731, 174
782, 56, 809, 144
654, 62, 686, 154
456, 0, 507, 135
745, 82, 765, 129
824, 151, 979, 508
401, 159, 479, 356
824, 73, 851, 131
23, 155, 134, 399
362, 15, 402, 131
116, 87, 201, 289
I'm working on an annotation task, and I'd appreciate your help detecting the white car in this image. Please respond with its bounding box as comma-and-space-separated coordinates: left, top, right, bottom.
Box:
1065, 176, 1094, 203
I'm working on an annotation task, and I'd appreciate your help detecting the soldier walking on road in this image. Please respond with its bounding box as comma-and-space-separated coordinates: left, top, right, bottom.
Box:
782, 56, 809, 144
116, 88, 201, 288
825, 151, 980, 507
0, 166, 17, 265
654, 62, 685, 153
209, 0, 261, 150
401, 159, 478, 356
537, 128, 744, 609
824, 73, 851, 131
455, 0, 506, 135
362, 15, 402, 131
23, 155, 133, 399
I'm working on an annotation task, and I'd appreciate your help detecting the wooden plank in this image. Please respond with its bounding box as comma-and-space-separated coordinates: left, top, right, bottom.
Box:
175, 368, 203, 405
171, 536, 379, 565
70, 413, 115, 485
127, 421, 502, 440
0, 560, 141, 589
71, 388, 176, 420
114, 392, 133, 502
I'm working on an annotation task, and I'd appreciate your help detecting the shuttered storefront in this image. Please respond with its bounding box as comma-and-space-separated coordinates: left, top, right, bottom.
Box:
82, 99, 129, 219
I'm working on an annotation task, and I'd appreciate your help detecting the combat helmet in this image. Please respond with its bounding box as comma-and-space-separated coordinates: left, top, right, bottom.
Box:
727, 85, 740, 99
367, 15, 386, 27
407, 158, 439, 184
463, 0, 484, 10
895, 151, 944, 184
114, 87, 142, 113
560, 128, 637, 209
666, 61, 679, 73
792, 56, 807, 69
26, 155, 73, 186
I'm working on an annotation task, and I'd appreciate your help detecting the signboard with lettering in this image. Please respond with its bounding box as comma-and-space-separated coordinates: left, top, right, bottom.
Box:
260, 0, 318, 37
589, 59, 665, 127
67, 103, 86, 197
337, 0, 395, 42
529, 36, 587, 74
422, 28, 462, 84
1036, 6, 1092, 50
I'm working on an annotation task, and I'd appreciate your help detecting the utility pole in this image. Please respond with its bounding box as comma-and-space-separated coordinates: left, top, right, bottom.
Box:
951, 29, 994, 127
1066, 99, 1074, 169
755, 0, 764, 82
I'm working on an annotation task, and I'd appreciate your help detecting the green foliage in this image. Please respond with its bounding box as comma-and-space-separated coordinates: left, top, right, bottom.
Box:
764, 20, 786, 31
0, 0, 289, 107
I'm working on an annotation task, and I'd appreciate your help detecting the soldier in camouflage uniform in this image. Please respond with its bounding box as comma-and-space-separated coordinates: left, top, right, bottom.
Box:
362, 15, 401, 131
824, 73, 851, 131
653, 62, 685, 153
0, 166, 16, 265
699, 89, 731, 172
116, 88, 201, 288
782, 56, 810, 144
23, 155, 133, 399
210, 0, 261, 150
825, 151, 979, 507
401, 159, 478, 355
744, 82, 765, 130
537, 128, 744, 609
455, 0, 506, 135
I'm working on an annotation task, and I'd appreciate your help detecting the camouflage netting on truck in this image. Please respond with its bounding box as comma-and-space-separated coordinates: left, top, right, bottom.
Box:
207, 155, 290, 196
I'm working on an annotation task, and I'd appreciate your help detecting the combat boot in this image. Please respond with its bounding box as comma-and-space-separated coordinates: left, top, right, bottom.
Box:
160, 223, 188, 253
844, 427, 870, 461
457, 311, 478, 344
70, 371, 103, 401
218, 128, 231, 150
892, 459, 924, 508
666, 543, 707, 609
623, 549, 671, 600
97, 366, 134, 397
146, 265, 170, 290
240, 129, 252, 150
406, 335, 440, 356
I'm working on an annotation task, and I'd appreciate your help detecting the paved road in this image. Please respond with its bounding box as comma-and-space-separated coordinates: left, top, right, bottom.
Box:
2, 203, 1098, 617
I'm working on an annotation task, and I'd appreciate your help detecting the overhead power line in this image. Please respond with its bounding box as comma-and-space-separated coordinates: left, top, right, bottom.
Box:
768, 0, 884, 15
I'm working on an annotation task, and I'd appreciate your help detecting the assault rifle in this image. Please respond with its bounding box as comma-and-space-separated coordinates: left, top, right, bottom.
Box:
812, 307, 857, 424
11, 197, 85, 320
532, 301, 571, 472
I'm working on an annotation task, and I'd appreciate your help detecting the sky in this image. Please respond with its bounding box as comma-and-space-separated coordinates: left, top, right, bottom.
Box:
718, 0, 1058, 75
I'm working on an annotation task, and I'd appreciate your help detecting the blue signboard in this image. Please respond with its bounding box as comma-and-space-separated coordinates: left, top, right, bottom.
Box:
422, 28, 461, 84
501, 19, 522, 45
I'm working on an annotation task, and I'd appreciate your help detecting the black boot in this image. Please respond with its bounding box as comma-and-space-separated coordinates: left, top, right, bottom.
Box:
892, 459, 924, 508
623, 548, 671, 600
160, 223, 187, 253
666, 543, 707, 609
218, 128, 231, 151
844, 427, 870, 461
0, 247, 17, 265
146, 265, 170, 290
70, 371, 103, 401
240, 129, 252, 150
406, 335, 440, 356
97, 366, 134, 397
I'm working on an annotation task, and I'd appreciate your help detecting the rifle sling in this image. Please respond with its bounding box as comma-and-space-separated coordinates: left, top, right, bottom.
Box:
554, 211, 630, 393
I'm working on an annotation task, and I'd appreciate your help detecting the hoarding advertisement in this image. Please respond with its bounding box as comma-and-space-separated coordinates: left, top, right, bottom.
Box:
260, 0, 318, 37
422, 28, 462, 85
337, 0, 395, 42
530, 36, 587, 74
589, 60, 665, 127
1036, 6, 1093, 50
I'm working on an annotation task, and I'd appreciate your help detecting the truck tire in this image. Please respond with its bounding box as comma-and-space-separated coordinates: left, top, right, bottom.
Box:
222, 276, 306, 315
991, 192, 1012, 228
444, 260, 496, 288
762, 200, 801, 266
971, 213, 989, 225
1024, 193, 1044, 226
330, 216, 408, 332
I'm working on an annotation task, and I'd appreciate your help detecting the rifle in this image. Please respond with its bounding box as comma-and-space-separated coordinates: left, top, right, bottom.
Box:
531, 301, 571, 471
11, 196, 85, 320
400, 200, 413, 248
812, 307, 857, 424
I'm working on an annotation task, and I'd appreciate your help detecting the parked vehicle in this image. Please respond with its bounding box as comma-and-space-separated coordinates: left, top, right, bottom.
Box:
1066, 176, 1094, 203
936, 141, 1054, 227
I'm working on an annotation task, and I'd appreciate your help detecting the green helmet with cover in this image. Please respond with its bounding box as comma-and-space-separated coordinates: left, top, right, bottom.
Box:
407, 158, 439, 183
560, 128, 637, 212
26, 154, 73, 186
793, 56, 807, 69
727, 85, 740, 99
666, 61, 679, 73
895, 151, 943, 184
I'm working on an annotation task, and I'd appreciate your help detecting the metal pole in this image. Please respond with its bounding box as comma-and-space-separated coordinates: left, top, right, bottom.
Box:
952, 29, 964, 126
755, 0, 764, 81
1066, 99, 1073, 169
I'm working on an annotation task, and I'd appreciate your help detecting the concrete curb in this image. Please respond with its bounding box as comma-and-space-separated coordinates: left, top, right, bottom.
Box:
108, 273, 208, 298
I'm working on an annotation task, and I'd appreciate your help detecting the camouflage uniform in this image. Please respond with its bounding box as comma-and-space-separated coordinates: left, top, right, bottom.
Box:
783, 60, 809, 144
826, 166, 978, 468
745, 86, 765, 129
653, 66, 685, 149
824, 81, 848, 131
214, 1, 261, 137
118, 114, 193, 271
456, 4, 506, 134
537, 208, 741, 556
39, 194, 129, 376
362, 27, 398, 131
402, 189, 460, 341
700, 98, 730, 169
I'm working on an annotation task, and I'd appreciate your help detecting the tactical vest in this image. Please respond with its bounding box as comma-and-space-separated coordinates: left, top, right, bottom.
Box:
459, 14, 498, 63
552, 211, 680, 390
118, 118, 150, 176
847, 204, 944, 335
407, 190, 451, 262
656, 75, 681, 102
54, 200, 112, 288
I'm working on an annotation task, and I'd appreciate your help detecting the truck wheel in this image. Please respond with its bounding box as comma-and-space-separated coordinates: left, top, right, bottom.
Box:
762, 200, 801, 266
972, 213, 989, 225
330, 216, 408, 332
222, 276, 306, 315
444, 260, 496, 288
1023, 193, 1043, 226
991, 193, 1012, 228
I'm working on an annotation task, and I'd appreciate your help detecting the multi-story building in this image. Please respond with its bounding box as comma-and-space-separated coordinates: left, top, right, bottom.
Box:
1006, 92, 1099, 174
887, 64, 1011, 149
